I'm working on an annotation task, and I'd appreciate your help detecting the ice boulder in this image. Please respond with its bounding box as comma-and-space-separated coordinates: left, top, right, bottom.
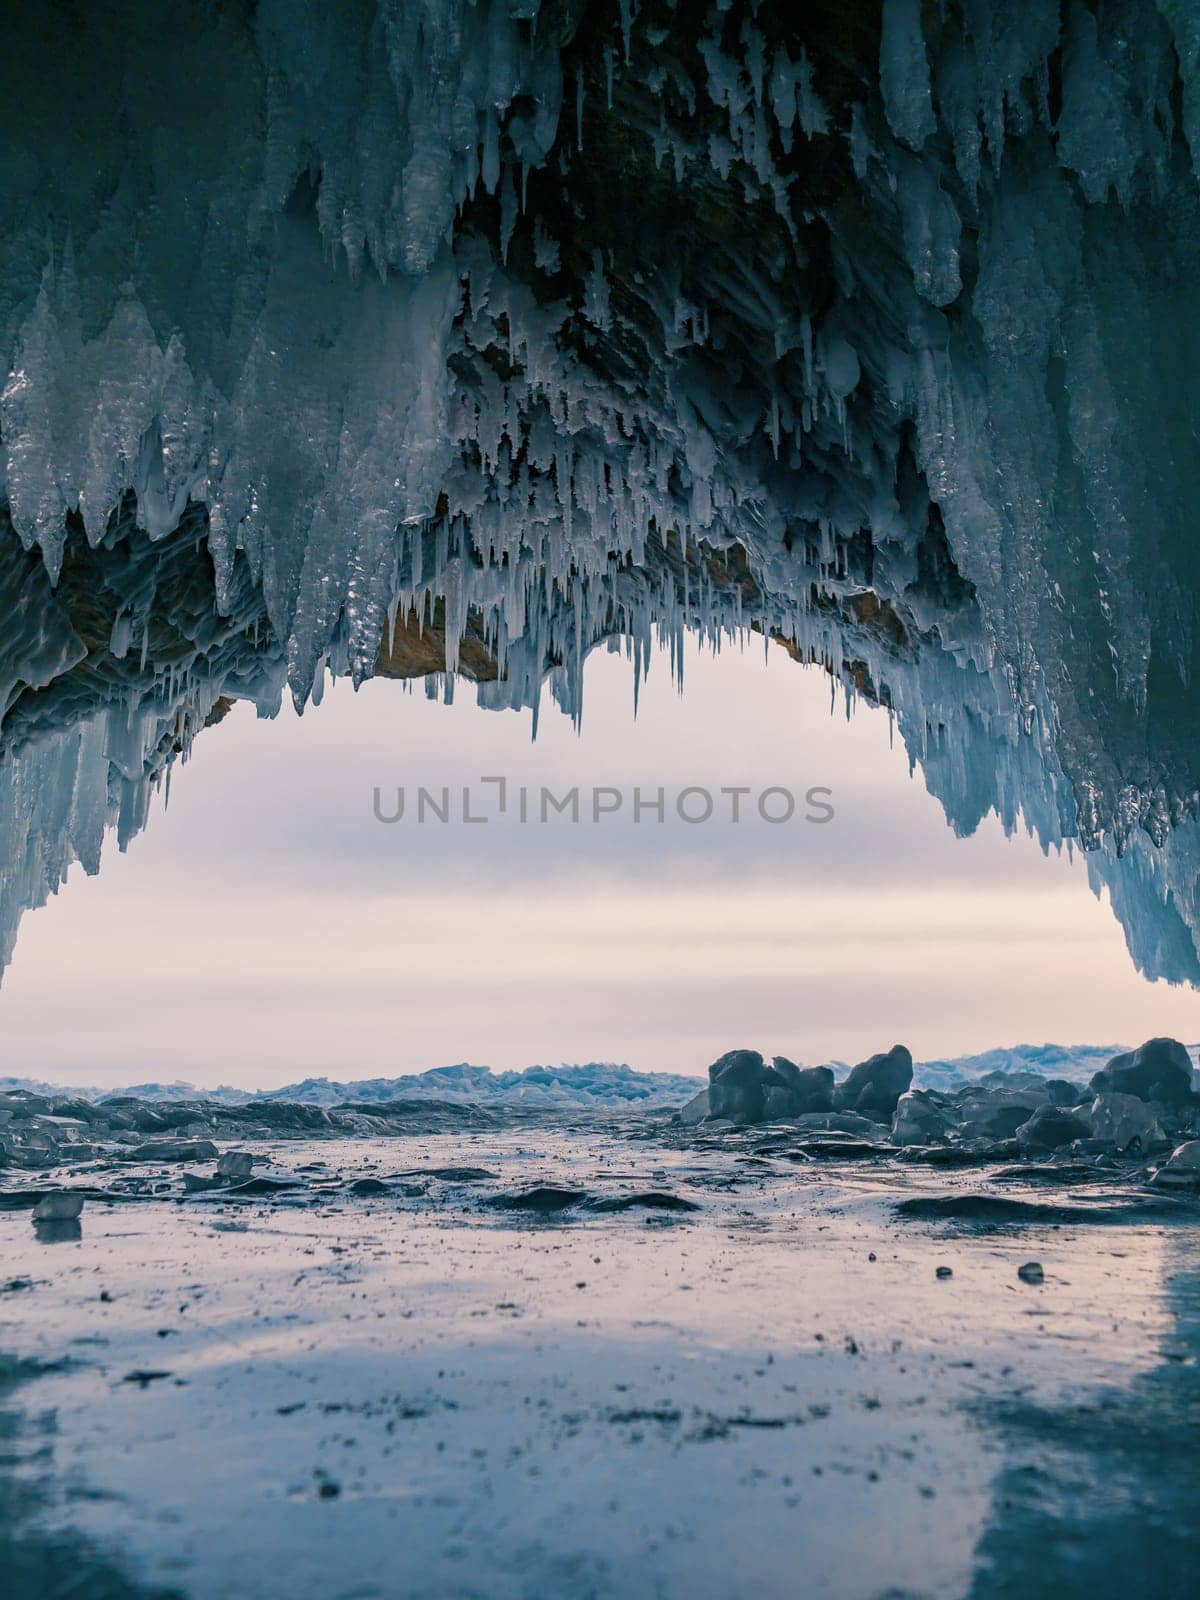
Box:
833, 1047, 913, 1116
770, 1059, 836, 1115
1088, 1039, 1194, 1107
32, 1192, 84, 1221
1151, 1140, 1200, 1188
1015, 1105, 1091, 1153
706, 1051, 771, 1124
891, 1090, 951, 1146
955, 1093, 1041, 1143
676, 1088, 710, 1127
1086, 1093, 1167, 1153
707, 1051, 839, 1125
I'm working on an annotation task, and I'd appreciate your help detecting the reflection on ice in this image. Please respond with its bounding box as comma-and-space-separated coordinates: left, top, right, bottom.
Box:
1, 1126, 1197, 1598
32, 1217, 82, 1246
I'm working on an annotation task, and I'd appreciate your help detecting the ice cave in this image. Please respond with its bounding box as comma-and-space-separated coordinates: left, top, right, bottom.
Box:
1, 0, 1198, 983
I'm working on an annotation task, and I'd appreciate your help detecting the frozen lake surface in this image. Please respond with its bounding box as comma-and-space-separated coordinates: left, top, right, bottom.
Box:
3, 1125, 1199, 1599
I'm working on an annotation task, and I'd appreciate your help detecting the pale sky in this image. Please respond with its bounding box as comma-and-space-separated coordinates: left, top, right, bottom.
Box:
2, 640, 1198, 1088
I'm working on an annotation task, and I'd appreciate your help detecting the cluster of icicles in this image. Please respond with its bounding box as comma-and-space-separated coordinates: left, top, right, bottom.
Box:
0, 0, 1198, 984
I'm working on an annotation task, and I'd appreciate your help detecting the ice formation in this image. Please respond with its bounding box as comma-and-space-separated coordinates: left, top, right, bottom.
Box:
1, 1, 1199, 981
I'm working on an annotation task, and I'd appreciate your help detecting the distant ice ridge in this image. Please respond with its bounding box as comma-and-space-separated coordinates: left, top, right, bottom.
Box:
1, 2, 1199, 981
255, 1062, 702, 1109
0, 1062, 702, 1111
913, 1042, 1160, 1089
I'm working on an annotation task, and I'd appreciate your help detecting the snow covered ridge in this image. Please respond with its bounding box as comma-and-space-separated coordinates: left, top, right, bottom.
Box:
256, 1062, 703, 1108
1, 2, 1200, 979
911, 1042, 1200, 1089
0, 1062, 703, 1110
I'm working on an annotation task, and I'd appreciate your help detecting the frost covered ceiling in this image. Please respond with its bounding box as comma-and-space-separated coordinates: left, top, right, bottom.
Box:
1, 0, 1198, 982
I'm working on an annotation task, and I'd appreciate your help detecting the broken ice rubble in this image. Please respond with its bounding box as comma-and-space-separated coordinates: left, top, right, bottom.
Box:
690, 1037, 1200, 1170
3, 1037, 1197, 1228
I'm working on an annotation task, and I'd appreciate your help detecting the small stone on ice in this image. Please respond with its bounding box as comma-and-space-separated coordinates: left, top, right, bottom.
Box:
32, 1192, 83, 1221
1018, 1262, 1045, 1285
1150, 1140, 1200, 1187
347, 1176, 390, 1196
935, 1265, 953, 1279
1159, 1139, 1200, 1173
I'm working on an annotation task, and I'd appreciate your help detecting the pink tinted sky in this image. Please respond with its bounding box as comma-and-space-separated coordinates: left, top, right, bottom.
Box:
1, 641, 1197, 1088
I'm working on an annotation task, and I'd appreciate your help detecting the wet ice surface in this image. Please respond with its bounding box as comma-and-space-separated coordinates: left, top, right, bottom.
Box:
3, 1125, 1199, 1599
